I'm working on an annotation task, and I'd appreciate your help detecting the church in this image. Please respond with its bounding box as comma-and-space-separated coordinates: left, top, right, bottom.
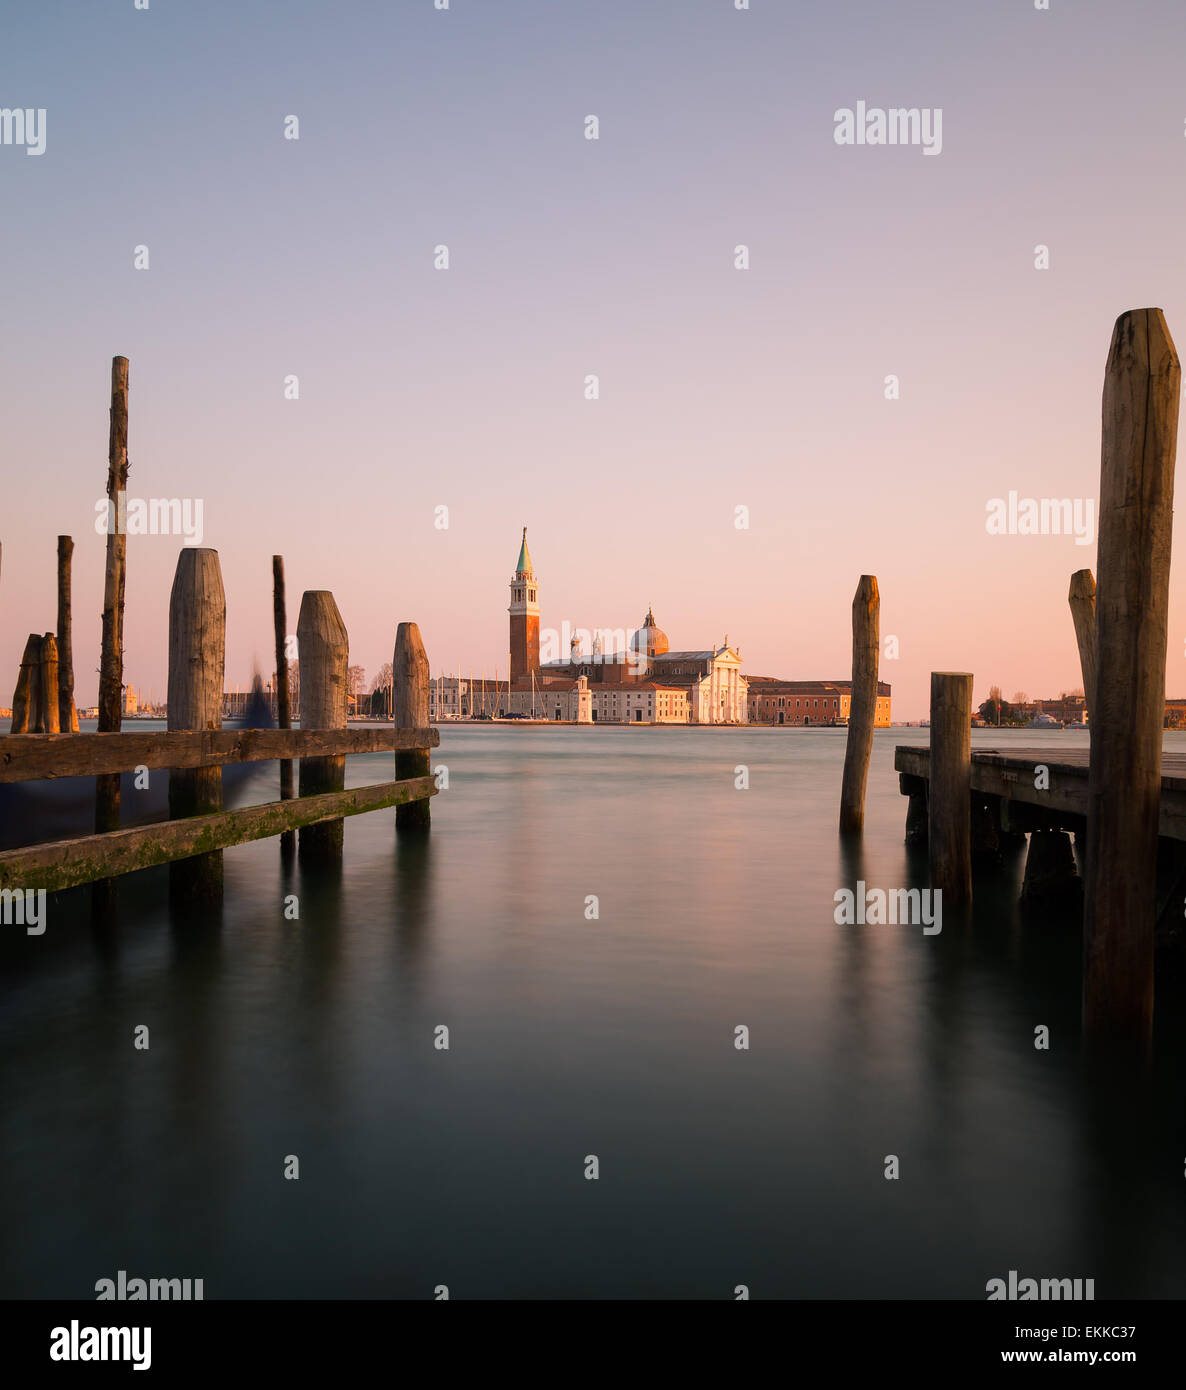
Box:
428, 529, 748, 724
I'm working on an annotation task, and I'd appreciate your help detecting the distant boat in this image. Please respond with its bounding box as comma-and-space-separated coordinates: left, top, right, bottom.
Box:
1029, 713, 1063, 729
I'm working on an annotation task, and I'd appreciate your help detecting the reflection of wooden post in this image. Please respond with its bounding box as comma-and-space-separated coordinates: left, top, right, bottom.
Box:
168, 549, 226, 907
57, 535, 79, 731
1068, 569, 1097, 722
297, 591, 348, 864
395, 622, 431, 833
840, 575, 879, 834
929, 672, 973, 905
9, 635, 40, 734
38, 634, 60, 736
95, 357, 129, 915
272, 556, 294, 858
1085, 309, 1180, 1047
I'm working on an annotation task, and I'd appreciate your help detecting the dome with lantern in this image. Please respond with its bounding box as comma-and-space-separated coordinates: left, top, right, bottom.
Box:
631, 606, 670, 658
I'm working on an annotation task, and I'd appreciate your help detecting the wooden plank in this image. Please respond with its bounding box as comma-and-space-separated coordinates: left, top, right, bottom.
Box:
0, 727, 440, 783
0, 777, 439, 893
895, 745, 1186, 841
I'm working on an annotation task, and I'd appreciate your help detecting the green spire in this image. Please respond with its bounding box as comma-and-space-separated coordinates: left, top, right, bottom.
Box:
516, 526, 533, 576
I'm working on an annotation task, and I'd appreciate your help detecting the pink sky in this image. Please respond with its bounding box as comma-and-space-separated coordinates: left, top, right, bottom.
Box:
4, 1, 1186, 720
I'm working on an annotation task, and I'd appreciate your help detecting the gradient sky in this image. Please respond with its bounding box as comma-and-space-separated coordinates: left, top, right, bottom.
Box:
4, 0, 1186, 718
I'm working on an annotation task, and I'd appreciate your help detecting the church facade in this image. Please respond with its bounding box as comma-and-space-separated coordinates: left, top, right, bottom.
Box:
494, 528, 747, 723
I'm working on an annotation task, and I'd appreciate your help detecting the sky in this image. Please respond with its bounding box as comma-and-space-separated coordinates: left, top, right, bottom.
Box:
4, 0, 1186, 719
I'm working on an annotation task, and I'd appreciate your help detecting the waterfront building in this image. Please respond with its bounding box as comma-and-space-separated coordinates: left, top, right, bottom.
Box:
747, 677, 892, 726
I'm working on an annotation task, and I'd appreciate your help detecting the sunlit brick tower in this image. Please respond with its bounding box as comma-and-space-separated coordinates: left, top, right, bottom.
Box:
508, 526, 540, 682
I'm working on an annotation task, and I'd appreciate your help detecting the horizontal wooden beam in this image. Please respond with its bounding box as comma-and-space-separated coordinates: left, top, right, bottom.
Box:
0, 726, 439, 784
894, 745, 1186, 842
0, 776, 438, 892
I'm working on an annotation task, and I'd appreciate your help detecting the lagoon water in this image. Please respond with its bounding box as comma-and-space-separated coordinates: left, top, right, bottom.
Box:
1, 724, 1185, 1299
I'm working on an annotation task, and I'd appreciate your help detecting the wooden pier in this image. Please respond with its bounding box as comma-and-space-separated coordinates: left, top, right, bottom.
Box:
1, 354, 439, 903
895, 746, 1186, 844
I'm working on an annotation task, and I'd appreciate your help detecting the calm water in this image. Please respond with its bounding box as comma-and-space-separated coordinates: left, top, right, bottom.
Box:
2, 725, 1185, 1299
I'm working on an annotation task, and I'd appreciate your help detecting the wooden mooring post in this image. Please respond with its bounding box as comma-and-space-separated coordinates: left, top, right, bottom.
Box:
297, 590, 348, 864
1068, 569, 1097, 722
167, 548, 226, 907
94, 355, 129, 915
839, 575, 879, 834
57, 535, 79, 732
929, 672, 973, 905
394, 622, 431, 833
272, 556, 294, 858
37, 634, 60, 736
9, 635, 40, 734
1084, 308, 1180, 1047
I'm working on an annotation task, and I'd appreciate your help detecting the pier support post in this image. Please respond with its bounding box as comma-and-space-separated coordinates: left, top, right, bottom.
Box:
57, 536, 79, 732
272, 556, 294, 860
929, 672, 973, 905
9, 634, 40, 735
839, 574, 879, 834
1084, 308, 1180, 1046
168, 548, 226, 908
394, 621, 431, 834
1021, 829, 1081, 908
297, 590, 348, 864
1068, 569, 1097, 723
37, 634, 60, 736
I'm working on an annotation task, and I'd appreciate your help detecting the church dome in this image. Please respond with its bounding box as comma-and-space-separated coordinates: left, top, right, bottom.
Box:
632, 606, 669, 657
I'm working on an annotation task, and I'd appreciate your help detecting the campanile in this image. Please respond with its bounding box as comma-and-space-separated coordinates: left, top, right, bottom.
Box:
508, 527, 540, 681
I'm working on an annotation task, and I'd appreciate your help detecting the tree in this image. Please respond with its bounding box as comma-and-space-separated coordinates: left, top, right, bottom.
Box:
348, 665, 366, 697
369, 663, 393, 694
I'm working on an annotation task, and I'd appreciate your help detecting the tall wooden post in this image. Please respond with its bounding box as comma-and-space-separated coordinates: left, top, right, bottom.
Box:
297, 591, 348, 863
395, 621, 431, 833
1068, 569, 1097, 722
94, 356, 129, 914
839, 575, 879, 834
57, 535, 79, 732
929, 672, 973, 906
9, 634, 40, 734
272, 556, 294, 858
1084, 309, 1180, 1046
38, 635, 60, 736
167, 548, 226, 907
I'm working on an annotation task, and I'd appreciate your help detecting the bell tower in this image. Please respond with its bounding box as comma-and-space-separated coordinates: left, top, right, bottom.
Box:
508, 526, 540, 681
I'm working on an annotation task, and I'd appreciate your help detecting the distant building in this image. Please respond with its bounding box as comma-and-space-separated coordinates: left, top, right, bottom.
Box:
747, 678, 892, 726
123, 685, 138, 715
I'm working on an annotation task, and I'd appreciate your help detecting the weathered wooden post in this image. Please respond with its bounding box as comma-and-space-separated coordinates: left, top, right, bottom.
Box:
839, 575, 879, 834
94, 356, 129, 914
272, 556, 294, 858
297, 591, 348, 863
57, 535, 79, 732
1068, 569, 1097, 722
37, 634, 60, 736
394, 621, 431, 833
167, 548, 226, 906
1084, 309, 1180, 1046
9, 634, 40, 734
929, 672, 973, 905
